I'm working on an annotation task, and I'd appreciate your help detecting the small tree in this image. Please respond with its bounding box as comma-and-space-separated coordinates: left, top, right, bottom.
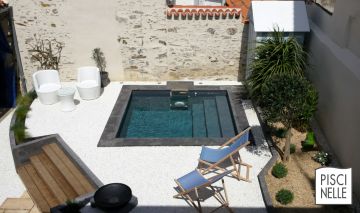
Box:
248, 28, 307, 100
92, 48, 106, 71
260, 74, 318, 161
29, 34, 64, 70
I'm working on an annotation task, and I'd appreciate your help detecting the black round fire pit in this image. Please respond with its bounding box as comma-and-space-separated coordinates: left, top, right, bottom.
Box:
92, 183, 132, 209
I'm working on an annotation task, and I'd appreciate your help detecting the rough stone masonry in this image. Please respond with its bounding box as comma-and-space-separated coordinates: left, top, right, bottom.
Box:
10, 0, 247, 89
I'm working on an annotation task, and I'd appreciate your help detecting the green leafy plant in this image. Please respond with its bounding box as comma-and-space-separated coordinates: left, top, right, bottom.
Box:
301, 131, 316, 150
276, 189, 294, 205
11, 92, 36, 144
271, 162, 288, 178
260, 74, 318, 161
248, 28, 307, 99
290, 144, 296, 154
283, 143, 296, 154
92, 48, 106, 71
274, 128, 287, 138
10, 120, 28, 143
61, 200, 82, 213
313, 151, 331, 166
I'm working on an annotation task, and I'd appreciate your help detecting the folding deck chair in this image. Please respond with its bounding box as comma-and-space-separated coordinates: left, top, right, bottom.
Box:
198, 127, 252, 182
174, 169, 233, 213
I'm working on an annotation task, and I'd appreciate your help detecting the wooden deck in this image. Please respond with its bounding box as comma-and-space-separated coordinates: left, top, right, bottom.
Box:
17, 143, 96, 213
0, 192, 41, 213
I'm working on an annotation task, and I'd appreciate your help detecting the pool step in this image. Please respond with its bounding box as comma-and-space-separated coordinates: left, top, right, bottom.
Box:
192, 104, 207, 137
203, 99, 221, 137
215, 96, 236, 137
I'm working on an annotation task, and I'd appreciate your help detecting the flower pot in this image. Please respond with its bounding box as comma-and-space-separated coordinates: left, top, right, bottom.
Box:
100, 71, 110, 88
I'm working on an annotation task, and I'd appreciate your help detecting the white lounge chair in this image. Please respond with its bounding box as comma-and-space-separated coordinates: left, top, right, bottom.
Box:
32, 70, 61, 105
76, 66, 101, 100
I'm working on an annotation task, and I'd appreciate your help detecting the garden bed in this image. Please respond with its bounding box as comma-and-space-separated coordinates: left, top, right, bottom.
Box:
266, 128, 321, 208
265, 127, 352, 212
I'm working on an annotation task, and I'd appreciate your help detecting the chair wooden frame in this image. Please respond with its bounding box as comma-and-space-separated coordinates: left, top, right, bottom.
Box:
198, 127, 252, 182
173, 170, 233, 213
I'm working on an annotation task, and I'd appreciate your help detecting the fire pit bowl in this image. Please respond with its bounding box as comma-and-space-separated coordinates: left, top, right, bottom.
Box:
92, 183, 132, 209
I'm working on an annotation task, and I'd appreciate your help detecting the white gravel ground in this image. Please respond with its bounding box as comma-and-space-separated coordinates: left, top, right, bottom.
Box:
1, 81, 272, 212
0, 111, 25, 204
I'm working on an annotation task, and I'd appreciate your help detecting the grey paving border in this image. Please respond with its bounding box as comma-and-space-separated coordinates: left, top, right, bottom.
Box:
252, 105, 279, 213
98, 84, 250, 147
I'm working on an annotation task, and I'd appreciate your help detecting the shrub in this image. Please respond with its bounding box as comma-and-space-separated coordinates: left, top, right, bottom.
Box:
62, 200, 82, 213
313, 151, 331, 166
247, 28, 307, 99
272, 162, 288, 178
10, 120, 28, 143
276, 189, 294, 205
260, 74, 318, 132
290, 144, 296, 154
282, 143, 296, 154
274, 128, 287, 138
11, 92, 36, 144
302, 131, 316, 150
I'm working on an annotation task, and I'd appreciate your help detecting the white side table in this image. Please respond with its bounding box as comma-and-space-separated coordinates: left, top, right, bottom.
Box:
57, 87, 76, 112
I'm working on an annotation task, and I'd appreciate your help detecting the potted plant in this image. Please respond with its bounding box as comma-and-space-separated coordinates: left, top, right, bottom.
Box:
50, 200, 86, 213
92, 48, 110, 87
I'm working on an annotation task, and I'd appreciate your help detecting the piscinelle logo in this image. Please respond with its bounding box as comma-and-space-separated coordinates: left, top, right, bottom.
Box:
316, 168, 352, 205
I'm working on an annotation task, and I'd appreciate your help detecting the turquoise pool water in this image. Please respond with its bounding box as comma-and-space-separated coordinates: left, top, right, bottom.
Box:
117, 90, 237, 138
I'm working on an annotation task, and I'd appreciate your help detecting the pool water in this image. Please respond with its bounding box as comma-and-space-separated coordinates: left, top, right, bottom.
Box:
117, 90, 237, 138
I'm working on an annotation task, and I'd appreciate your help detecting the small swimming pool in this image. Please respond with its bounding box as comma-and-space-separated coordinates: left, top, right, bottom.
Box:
117, 90, 237, 138
98, 84, 249, 146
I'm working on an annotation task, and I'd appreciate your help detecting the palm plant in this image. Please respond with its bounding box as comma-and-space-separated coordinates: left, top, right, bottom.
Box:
248, 28, 307, 99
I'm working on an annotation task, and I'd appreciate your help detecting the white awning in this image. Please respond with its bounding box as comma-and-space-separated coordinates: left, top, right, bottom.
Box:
251, 1, 310, 32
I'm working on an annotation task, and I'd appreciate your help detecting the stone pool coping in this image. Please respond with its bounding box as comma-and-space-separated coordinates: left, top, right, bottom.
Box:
98, 84, 250, 147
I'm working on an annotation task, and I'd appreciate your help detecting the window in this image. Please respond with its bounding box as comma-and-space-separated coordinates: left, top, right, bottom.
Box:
314, 0, 335, 14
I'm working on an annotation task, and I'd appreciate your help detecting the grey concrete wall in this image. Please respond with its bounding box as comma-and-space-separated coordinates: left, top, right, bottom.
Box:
307, 0, 360, 58
10, 0, 245, 90
306, 1, 360, 200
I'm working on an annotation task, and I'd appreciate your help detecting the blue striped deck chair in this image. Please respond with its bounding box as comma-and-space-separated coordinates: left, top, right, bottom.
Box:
174, 169, 233, 213
198, 127, 252, 182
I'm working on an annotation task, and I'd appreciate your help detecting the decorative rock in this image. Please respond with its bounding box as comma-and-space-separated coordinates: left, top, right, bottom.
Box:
207, 28, 215, 35
227, 28, 237, 35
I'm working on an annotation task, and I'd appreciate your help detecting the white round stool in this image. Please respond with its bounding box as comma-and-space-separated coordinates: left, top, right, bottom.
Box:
57, 87, 76, 112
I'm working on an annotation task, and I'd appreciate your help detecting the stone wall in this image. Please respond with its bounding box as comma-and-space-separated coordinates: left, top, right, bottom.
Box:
117, 1, 246, 81
10, 0, 246, 89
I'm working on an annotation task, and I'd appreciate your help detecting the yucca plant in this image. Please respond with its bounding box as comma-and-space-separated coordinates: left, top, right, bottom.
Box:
248, 28, 307, 99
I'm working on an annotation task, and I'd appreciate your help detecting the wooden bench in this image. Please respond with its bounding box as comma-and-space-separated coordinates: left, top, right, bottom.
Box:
17, 143, 96, 213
